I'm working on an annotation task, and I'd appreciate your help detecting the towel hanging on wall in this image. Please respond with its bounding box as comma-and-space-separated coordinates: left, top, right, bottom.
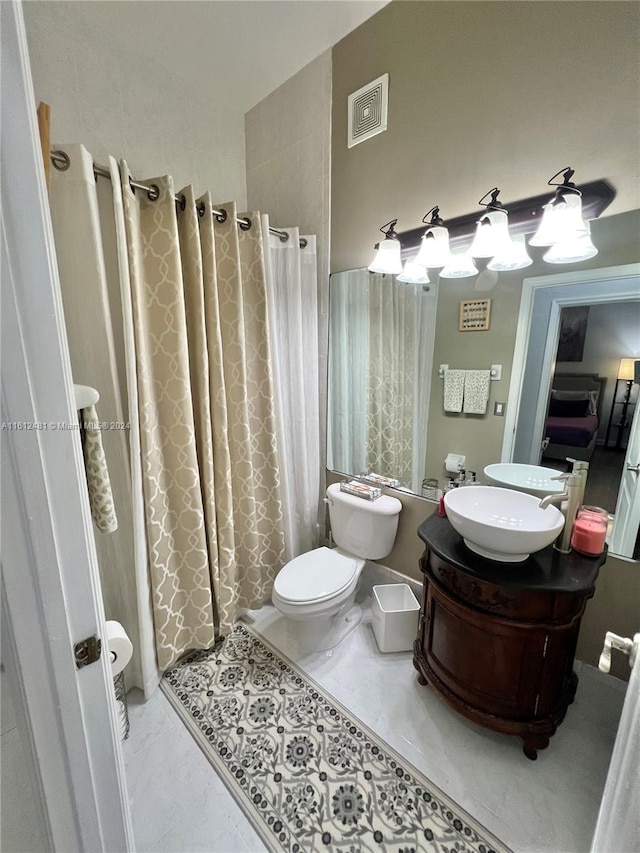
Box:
80, 405, 118, 533
463, 370, 491, 414
443, 369, 465, 412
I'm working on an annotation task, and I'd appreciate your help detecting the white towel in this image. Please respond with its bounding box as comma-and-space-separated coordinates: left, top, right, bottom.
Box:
80, 405, 118, 533
463, 370, 491, 414
443, 369, 465, 412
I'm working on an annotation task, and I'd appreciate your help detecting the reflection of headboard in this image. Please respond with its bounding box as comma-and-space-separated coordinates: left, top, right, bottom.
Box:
551, 372, 607, 421
543, 372, 608, 462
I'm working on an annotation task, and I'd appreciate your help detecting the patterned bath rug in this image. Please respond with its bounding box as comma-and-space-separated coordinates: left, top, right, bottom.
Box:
162, 623, 510, 853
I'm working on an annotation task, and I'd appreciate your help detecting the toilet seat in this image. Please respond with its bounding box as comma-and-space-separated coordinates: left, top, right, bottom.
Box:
273, 547, 358, 605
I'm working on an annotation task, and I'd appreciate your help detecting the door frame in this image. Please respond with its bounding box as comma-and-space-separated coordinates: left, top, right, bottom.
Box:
502, 263, 640, 464
2, 2, 133, 849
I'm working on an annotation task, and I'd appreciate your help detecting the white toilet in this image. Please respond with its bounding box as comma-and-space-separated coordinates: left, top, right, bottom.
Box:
272, 482, 402, 651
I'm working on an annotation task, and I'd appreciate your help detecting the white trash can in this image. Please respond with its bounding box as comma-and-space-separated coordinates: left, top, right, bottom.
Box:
371, 584, 420, 653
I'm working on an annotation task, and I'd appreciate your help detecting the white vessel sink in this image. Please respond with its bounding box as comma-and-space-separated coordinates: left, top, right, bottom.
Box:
444, 486, 565, 562
484, 463, 565, 499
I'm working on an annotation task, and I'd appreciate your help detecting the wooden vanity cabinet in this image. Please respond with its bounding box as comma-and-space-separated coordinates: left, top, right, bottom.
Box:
413, 515, 605, 759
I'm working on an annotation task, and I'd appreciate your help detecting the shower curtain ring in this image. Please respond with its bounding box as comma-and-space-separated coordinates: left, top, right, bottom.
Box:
239, 216, 252, 231
51, 150, 70, 171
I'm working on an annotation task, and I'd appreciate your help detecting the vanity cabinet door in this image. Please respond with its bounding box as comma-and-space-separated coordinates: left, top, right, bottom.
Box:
423, 574, 548, 721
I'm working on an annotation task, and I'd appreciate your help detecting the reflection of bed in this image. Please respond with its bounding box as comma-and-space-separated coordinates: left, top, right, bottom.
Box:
542, 373, 607, 463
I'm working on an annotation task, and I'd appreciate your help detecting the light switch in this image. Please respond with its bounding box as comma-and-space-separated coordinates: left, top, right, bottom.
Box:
494, 401, 505, 416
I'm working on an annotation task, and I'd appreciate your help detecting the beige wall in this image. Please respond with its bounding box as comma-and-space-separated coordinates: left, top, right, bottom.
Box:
331, 0, 640, 274
25, 2, 247, 203
246, 51, 332, 529
576, 554, 640, 681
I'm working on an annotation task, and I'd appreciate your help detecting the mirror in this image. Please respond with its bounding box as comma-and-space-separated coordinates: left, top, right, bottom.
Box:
327, 263, 640, 560
327, 270, 438, 494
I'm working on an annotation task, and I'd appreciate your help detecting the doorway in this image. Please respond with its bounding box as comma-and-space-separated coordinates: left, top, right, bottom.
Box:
503, 263, 640, 560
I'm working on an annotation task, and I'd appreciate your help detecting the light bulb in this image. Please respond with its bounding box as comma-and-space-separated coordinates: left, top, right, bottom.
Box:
469, 210, 513, 258
543, 221, 597, 264
440, 250, 478, 279
487, 235, 533, 271
397, 258, 430, 283
415, 226, 451, 267
530, 193, 588, 247
368, 238, 403, 274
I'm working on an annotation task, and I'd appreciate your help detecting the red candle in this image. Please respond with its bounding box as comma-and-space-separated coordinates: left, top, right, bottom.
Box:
571, 510, 607, 556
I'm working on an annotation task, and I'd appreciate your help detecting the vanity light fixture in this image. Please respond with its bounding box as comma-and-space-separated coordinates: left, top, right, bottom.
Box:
487, 234, 533, 271
469, 189, 514, 259
367, 173, 613, 273
368, 219, 403, 274
397, 258, 430, 283
414, 207, 452, 268
529, 167, 590, 247
543, 221, 598, 264
440, 249, 479, 279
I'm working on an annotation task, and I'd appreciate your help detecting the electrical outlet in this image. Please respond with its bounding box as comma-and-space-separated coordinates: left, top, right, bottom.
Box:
494, 401, 505, 416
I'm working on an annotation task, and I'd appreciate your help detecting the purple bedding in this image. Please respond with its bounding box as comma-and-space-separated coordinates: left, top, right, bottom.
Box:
545, 414, 599, 447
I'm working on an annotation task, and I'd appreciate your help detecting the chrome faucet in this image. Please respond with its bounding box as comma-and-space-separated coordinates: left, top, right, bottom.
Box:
566, 457, 589, 507
538, 472, 583, 554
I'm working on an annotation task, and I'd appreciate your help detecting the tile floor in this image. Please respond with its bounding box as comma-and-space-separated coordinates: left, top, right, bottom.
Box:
123, 572, 626, 853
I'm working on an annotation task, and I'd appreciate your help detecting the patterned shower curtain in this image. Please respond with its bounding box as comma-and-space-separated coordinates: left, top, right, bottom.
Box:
119, 168, 286, 670
366, 274, 417, 488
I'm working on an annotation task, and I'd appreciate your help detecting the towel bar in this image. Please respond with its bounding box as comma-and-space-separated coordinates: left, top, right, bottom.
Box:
439, 364, 502, 380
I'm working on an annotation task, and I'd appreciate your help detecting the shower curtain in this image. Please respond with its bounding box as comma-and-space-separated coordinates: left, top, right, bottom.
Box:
263, 223, 320, 559
50, 145, 159, 696
50, 143, 316, 684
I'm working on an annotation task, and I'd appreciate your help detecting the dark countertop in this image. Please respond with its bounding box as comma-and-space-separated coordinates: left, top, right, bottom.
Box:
418, 514, 605, 593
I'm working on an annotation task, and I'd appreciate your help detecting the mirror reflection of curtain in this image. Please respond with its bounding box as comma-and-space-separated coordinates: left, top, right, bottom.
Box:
327, 269, 369, 477
367, 275, 416, 487
328, 270, 436, 493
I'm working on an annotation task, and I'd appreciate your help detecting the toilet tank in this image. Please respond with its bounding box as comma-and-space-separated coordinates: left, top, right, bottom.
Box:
326, 483, 402, 560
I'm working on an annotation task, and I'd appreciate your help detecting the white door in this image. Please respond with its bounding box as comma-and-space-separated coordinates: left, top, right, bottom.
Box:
1, 2, 133, 849
609, 399, 640, 557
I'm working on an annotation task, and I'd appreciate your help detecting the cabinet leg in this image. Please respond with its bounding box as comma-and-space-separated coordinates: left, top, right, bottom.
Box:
417, 671, 428, 686
568, 671, 579, 705
522, 734, 550, 761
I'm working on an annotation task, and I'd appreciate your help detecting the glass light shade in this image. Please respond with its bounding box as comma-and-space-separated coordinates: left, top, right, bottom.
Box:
530, 193, 589, 247
414, 226, 451, 267
542, 222, 597, 264
618, 358, 638, 381
440, 250, 478, 279
468, 210, 513, 258
487, 235, 533, 271
397, 258, 430, 284
368, 238, 403, 275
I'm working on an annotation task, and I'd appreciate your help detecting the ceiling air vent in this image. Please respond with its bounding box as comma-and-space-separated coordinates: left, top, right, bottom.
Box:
347, 73, 389, 148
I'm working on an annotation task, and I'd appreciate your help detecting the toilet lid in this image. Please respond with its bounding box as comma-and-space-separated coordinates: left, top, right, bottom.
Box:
274, 547, 358, 604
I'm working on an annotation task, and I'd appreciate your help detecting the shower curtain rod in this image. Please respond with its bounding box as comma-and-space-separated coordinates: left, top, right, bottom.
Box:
50, 150, 307, 249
